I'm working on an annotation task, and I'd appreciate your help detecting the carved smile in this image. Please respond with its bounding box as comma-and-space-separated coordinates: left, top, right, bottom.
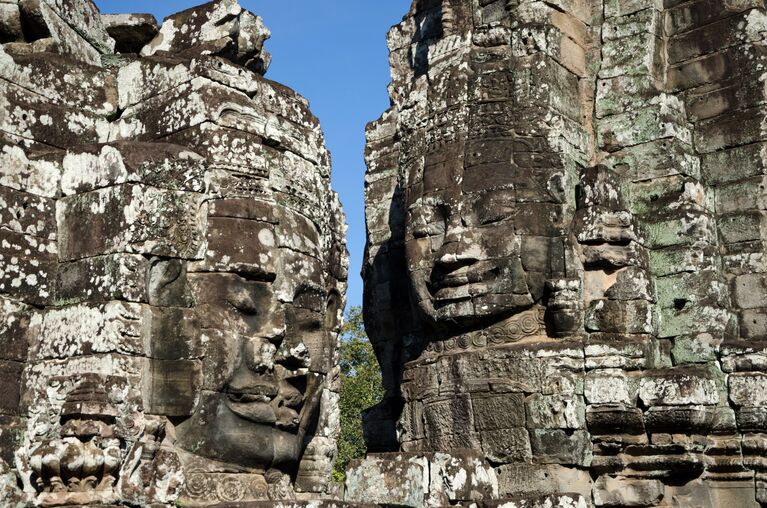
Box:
224, 378, 305, 431
227, 391, 270, 404
437, 273, 472, 288
433, 283, 483, 302
225, 396, 303, 431
225, 381, 279, 424
430, 267, 498, 301
226, 399, 277, 424
226, 380, 279, 400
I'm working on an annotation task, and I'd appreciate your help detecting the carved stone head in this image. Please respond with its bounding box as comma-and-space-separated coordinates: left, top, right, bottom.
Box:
404, 144, 554, 329
366, 0, 767, 505
0, 1, 347, 505
119, 3, 350, 496
174, 196, 345, 475
373, 0, 580, 342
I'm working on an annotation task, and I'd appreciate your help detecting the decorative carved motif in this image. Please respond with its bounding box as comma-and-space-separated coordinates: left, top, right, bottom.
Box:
26, 377, 123, 506
424, 307, 547, 355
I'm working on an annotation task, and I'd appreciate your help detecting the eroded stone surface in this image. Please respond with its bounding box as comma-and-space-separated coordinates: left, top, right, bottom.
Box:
0, 1, 348, 506
362, 0, 767, 506
140, 0, 271, 75
344, 450, 498, 508
101, 13, 158, 54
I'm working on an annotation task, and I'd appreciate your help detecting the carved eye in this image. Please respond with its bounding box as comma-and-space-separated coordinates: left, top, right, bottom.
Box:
476, 190, 516, 226
412, 221, 445, 239
301, 319, 323, 332
478, 206, 516, 226
227, 287, 259, 315
409, 203, 447, 238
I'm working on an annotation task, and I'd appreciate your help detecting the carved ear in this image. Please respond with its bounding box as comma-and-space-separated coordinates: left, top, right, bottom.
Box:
147, 257, 193, 307
324, 290, 341, 331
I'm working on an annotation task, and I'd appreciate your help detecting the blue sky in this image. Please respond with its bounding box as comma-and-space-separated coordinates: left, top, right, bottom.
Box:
95, 0, 411, 309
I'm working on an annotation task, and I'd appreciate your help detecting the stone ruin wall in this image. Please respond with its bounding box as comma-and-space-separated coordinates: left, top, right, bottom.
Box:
2, 0, 767, 507
0, 0, 351, 506
363, 0, 767, 506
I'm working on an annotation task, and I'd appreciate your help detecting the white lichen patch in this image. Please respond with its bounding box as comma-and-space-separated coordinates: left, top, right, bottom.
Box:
62, 146, 128, 196
0, 230, 54, 301
58, 185, 207, 260
29, 302, 149, 360
639, 371, 721, 406
0, 145, 60, 198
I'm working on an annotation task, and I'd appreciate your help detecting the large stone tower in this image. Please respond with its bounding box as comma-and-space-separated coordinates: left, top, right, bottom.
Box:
363, 0, 767, 506
0, 1, 349, 505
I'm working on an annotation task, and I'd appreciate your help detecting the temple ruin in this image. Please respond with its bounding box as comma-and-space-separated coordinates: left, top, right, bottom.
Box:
361, 0, 767, 506
1, 0, 767, 506
0, 0, 348, 505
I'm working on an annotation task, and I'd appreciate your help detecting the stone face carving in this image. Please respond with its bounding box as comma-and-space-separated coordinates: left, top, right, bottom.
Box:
364, 0, 767, 506
0, 0, 348, 506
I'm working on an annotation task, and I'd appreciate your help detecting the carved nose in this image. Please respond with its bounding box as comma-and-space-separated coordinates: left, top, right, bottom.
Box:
243, 337, 276, 374
436, 236, 479, 271
274, 337, 311, 370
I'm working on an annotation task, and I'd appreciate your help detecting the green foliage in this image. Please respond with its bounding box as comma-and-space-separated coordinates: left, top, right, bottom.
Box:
332, 306, 383, 482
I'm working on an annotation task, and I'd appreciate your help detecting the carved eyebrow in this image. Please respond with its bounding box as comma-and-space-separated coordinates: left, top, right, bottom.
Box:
292, 282, 328, 311
407, 195, 447, 208
209, 213, 281, 225
208, 198, 281, 224
235, 268, 277, 283
293, 282, 326, 299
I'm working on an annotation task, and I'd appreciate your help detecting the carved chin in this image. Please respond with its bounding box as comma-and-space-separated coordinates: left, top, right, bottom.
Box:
416, 291, 481, 326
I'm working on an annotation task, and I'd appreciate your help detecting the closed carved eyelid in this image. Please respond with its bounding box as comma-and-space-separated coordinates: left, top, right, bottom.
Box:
479, 213, 514, 226
412, 221, 446, 238
236, 269, 277, 283
408, 200, 452, 218
477, 207, 516, 225
227, 289, 259, 315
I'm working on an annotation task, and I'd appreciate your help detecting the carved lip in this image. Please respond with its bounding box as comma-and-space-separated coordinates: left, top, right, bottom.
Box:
226, 381, 279, 400
227, 391, 271, 404
226, 399, 277, 425
433, 266, 493, 287
224, 381, 280, 424
274, 406, 301, 431
431, 270, 495, 301
226, 394, 302, 431
436, 274, 471, 288
433, 285, 475, 302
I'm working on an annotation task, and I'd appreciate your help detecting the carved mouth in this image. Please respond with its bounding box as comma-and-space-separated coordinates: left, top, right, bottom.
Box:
274, 405, 300, 431
437, 273, 471, 288
226, 381, 279, 400
226, 399, 277, 424
227, 391, 271, 404
430, 267, 497, 301
224, 377, 305, 431
433, 284, 475, 302
225, 382, 279, 424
